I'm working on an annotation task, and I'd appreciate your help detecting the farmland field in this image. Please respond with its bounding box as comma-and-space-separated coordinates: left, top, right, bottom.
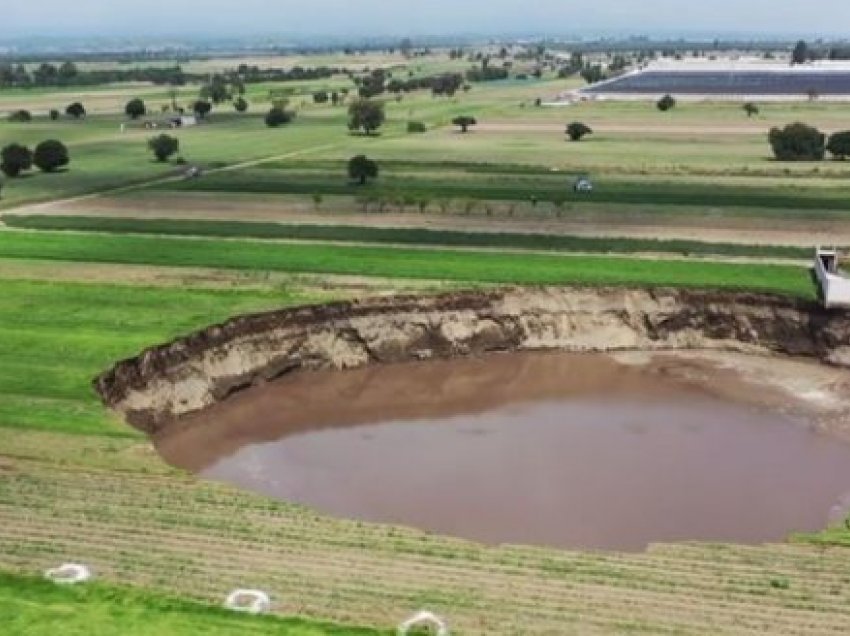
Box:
2, 44, 850, 635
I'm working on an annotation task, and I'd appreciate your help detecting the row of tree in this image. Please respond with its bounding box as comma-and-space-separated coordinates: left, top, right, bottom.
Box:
769, 123, 850, 161
1, 141, 69, 177
0, 62, 343, 89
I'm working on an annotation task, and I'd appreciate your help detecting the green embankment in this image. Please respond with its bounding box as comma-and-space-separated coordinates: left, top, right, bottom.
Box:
2, 214, 813, 260
0, 231, 815, 297
0, 572, 384, 636
0, 279, 314, 437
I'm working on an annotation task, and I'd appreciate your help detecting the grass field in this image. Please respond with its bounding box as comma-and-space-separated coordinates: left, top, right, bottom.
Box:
0, 573, 384, 636
2, 47, 850, 635
0, 230, 815, 296
1, 214, 814, 259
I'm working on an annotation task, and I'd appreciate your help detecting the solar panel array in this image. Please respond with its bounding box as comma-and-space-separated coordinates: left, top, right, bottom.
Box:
583, 71, 850, 95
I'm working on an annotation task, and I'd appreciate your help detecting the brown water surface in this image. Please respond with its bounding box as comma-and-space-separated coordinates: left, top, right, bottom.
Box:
156, 352, 850, 551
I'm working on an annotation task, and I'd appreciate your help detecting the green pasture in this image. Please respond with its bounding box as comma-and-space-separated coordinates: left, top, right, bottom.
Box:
2, 214, 814, 259
0, 277, 318, 437
162, 160, 850, 217
0, 572, 383, 636
0, 230, 815, 295
3, 73, 850, 212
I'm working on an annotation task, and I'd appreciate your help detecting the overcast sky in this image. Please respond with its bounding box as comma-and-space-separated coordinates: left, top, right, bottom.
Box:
4, 0, 850, 39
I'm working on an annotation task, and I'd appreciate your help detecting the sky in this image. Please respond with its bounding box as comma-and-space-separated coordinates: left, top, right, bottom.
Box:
3, 0, 850, 40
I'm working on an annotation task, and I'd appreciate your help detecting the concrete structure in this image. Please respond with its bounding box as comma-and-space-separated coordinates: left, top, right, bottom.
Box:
814, 248, 850, 309
398, 611, 450, 635
44, 563, 92, 584
223, 589, 271, 614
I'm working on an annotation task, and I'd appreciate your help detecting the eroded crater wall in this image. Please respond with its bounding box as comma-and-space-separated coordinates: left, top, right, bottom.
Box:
93, 286, 850, 433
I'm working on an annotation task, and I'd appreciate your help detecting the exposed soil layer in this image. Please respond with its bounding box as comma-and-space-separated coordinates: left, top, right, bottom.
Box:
94, 286, 850, 433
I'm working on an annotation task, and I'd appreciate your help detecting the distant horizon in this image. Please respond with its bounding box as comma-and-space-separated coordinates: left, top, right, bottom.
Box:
0, 30, 847, 54
4, 0, 850, 42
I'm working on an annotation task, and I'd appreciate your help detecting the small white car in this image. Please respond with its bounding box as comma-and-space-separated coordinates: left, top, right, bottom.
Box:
574, 178, 594, 193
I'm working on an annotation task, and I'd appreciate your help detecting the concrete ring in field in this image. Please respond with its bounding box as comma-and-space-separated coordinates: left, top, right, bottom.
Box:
44, 563, 92, 584
397, 610, 450, 635
223, 589, 271, 614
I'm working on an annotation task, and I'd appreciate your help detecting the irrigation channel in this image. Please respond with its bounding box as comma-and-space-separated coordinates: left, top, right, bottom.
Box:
154, 350, 850, 551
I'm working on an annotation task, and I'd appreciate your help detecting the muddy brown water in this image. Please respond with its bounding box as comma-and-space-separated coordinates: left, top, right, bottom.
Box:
155, 352, 850, 551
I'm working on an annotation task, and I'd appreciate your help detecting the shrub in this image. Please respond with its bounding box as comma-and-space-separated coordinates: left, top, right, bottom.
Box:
8, 110, 32, 122
66, 102, 86, 119
1, 143, 33, 177
566, 122, 593, 141
769, 122, 825, 161
233, 97, 248, 113
407, 121, 427, 133
33, 140, 70, 172
265, 107, 294, 127
49, 109, 60, 121
657, 94, 677, 111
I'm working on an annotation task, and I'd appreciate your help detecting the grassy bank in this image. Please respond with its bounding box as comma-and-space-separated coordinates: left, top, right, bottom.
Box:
0, 278, 318, 437
0, 231, 815, 297
0, 571, 384, 636
2, 214, 813, 259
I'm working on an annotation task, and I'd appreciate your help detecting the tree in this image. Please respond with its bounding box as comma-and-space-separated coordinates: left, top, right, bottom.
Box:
66, 102, 86, 118
743, 102, 759, 117
234, 97, 248, 113
313, 91, 329, 104
265, 107, 293, 127
566, 122, 593, 141
192, 100, 212, 119
147, 134, 179, 162
0, 143, 33, 177
58, 61, 78, 79
348, 154, 378, 185
125, 98, 146, 119
580, 65, 606, 84
827, 131, 850, 160
452, 115, 477, 133
347, 99, 385, 135
768, 123, 825, 161
792, 40, 809, 65
49, 109, 59, 121
33, 140, 69, 172
200, 76, 231, 104
657, 94, 677, 111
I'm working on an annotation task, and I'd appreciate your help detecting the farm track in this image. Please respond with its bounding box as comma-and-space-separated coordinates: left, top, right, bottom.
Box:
2, 437, 849, 634
2, 140, 349, 217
